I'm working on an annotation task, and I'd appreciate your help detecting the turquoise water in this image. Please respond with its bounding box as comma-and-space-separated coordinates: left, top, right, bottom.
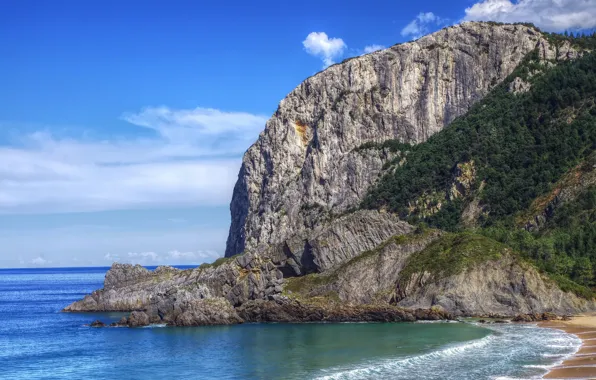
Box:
0, 268, 581, 379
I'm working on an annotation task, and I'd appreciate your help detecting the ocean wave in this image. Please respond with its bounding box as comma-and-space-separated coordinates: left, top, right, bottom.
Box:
315, 335, 494, 380
314, 324, 582, 380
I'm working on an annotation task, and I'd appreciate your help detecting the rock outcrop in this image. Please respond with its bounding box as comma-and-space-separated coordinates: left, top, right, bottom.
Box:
226, 22, 561, 257
396, 254, 595, 316
64, 211, 419, 324
236, 298, 452, 323
521, 153, 596, 231
283, 231, 596, 317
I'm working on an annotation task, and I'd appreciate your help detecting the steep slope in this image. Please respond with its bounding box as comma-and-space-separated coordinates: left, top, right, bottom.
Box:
226, 22, 562, 257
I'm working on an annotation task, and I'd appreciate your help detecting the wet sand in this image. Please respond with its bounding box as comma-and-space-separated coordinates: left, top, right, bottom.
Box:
541, 315, 596, 379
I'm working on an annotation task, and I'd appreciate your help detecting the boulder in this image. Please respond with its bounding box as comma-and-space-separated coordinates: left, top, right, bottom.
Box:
127, 311, 150, 327
90, 320, 105, 328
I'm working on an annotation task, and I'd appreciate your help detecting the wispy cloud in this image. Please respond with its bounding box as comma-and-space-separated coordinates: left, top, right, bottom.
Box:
303, 32, 347, 67
464, 0, 596, 32
29, 256, 51, 266
401, 12, 447, 39
363, 44, 386, 54
0, 107, 267, 214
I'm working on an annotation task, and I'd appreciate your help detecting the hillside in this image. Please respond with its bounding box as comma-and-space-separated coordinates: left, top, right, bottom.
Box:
362, 44, 596, 296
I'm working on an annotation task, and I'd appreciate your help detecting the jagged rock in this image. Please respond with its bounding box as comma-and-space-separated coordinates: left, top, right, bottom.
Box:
512, 312, 562, 322
397, 255, 595, 316
89, 320, 105, 328
508, 77, 531, 94
235, 298, 450, 323
127, 311, 150, 327
104, 263, 150, 289
168, 298, 243, 326
226, 22, 567, 258
267, 210, 414, 275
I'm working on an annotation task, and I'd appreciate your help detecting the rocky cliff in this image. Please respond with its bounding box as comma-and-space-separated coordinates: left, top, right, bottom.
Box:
65, 22, 596, 326
226, 22, 564, 257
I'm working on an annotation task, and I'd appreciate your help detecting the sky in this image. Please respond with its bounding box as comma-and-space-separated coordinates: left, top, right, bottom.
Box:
1, 0, 595, 268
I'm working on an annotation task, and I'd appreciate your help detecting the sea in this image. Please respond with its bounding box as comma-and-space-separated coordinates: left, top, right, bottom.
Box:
0, 267, 582, 380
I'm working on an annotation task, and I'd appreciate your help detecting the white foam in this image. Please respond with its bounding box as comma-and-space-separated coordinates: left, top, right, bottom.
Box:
315, 324, 582, 380
315, 335, 494, 380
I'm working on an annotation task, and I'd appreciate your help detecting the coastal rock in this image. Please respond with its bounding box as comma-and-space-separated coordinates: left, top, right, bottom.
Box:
168, 298, 243, 326
127, 311, 150, 327
267, 210, 414, 275
64, 210, 412, 314
90, 320, 105, 328
236, 298, 451, 323
226, 22, 562, 258
104, 263, 151, 289
512, 312, 562, 322
396, 254, 595, 316
282, 229, 441, 305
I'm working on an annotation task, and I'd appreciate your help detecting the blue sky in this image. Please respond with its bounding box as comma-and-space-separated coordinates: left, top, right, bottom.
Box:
1, 0, 595, 267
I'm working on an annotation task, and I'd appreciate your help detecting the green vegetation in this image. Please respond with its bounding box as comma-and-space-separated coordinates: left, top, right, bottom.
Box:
481, 186, 596, 292
198, 255, 240, 270
363, 49, 596, 229
361, 37, 596, 297
396, 233, 508, 289
284, 273, 336, 294
353, 140, 412, 153
285, 227, 437, 297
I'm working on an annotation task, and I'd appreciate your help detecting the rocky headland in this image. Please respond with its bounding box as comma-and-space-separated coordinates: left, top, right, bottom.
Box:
64, 22, 596, 327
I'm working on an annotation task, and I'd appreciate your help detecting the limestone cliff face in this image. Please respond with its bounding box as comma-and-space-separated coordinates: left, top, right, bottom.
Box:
226, 22, 551, 257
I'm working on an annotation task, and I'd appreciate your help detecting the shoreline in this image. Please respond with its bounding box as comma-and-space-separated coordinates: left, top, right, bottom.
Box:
540, 314, 596, 379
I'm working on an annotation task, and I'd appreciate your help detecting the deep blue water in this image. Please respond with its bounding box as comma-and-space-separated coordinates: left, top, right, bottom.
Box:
0, 267, 582, 379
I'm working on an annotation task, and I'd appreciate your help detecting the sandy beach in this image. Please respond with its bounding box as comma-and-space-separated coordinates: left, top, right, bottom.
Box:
541, 314, 596, 379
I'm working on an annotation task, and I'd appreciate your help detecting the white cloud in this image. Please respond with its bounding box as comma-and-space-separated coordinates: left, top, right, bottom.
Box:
401, 12, 446, 39
0, 222, 228, 268
104, 253, 120, 262
303, 32, 347, 67
128, 251, 159, 262
98, 250, 220, 266
0, 107, 267, 214
167, 250, 218, 261
122, 106, 266, 144
464, 0, 596, 31
363, 44, 386, 54
30, 256, 50, 266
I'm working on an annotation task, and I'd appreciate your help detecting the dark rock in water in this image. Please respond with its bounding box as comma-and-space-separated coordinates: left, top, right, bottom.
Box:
512, 312, 561, 322
477, 320, 487, 324
109, 317, 129, 327
90, 320, 105, 328
167, 298, 243, 327
512, 314, 533, 322
493, 320, 507, 324
127, 311, 150, 327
